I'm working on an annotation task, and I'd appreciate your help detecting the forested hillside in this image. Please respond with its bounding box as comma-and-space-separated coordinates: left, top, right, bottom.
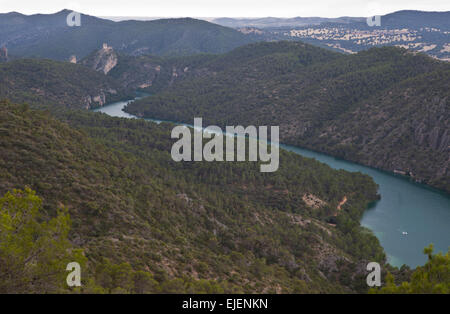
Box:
0, 59, 131, 109
125, 42, 450, 192
0, 51, 202, 109
0, 100, 385, 293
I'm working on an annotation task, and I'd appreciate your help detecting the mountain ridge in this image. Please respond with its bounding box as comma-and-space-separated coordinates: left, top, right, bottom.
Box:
0, 9, 256, 60
210, 10, 450, 29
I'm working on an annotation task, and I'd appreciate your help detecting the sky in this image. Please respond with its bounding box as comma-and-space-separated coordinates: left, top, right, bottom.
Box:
0, 0, 449, 18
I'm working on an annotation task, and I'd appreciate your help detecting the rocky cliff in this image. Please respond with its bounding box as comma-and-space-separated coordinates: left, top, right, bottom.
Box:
0, 46, 8, 62
81, 43, 118, 75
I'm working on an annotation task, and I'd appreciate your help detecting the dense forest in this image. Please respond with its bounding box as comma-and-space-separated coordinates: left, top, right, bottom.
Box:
0, 99, 389, 293
124, 42, 450, 192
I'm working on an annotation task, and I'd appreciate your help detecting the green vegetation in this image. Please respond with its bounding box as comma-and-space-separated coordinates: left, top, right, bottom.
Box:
125, 43, 450, 192
0, 188, 84, 293
0, 99, 386, 293
371, 245, 449, 294
0, 59, 131, 109
0, 187, 236, 293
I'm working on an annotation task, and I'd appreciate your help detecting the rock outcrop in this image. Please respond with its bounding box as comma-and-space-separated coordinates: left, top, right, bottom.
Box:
0, 46, 8, 62
69, 55, 77, 64
82, 89, 118, 109
81, 43, 118, 74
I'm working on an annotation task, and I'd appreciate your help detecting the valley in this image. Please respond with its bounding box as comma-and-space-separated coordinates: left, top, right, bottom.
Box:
97, 96, 450, 268
0, 6, 448, 295
0, 99, 386, 293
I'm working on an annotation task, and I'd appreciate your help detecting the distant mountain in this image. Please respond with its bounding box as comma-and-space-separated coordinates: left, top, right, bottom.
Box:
376, 10, 450, 29
0, 9, 256, 60
125, 42, 450, 193
212, 16, 365, 29
212, 11, 450, 30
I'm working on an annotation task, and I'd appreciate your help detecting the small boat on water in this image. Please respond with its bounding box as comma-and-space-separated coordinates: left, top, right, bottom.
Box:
402, 231, 408, 235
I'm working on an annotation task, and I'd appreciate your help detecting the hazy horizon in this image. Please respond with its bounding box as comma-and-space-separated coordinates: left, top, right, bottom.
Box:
1, 0, 449, 19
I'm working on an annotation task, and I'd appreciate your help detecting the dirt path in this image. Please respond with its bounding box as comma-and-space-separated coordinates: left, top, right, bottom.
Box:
337, 196, 347, 211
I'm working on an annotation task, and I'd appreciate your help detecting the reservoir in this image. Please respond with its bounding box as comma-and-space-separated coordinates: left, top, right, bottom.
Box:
94, 98, 450, 268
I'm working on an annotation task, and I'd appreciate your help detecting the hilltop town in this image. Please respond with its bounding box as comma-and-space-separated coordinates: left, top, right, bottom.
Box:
284, 26, 450, 61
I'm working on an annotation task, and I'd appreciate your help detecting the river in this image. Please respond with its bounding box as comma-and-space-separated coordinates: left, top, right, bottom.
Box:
93, 97, 450, 268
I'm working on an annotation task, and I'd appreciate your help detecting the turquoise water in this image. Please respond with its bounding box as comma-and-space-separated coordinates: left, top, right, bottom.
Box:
280, 144, 450, 268
94, 99, 450, 268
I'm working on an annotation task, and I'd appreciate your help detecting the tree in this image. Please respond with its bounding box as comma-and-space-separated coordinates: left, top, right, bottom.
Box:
0, 188, 85, 293
370, 244, 449, 294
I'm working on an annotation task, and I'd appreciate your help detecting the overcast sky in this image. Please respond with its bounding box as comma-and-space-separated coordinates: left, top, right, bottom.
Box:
0, 0, 449, 18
